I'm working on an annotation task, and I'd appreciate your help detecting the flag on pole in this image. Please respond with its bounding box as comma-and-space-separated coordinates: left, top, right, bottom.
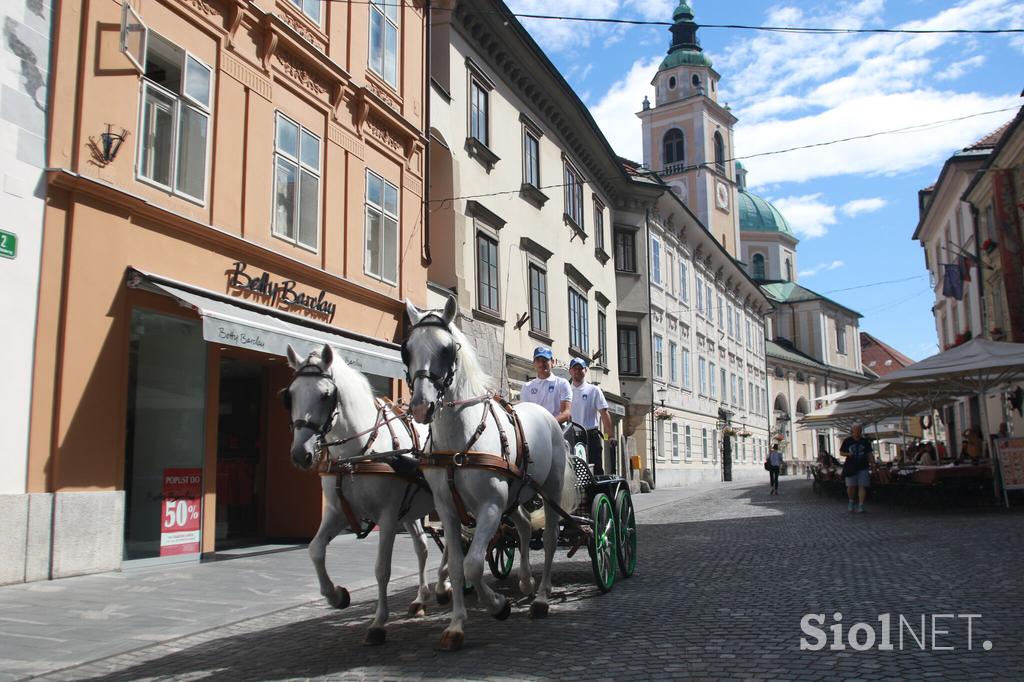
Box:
943, 263, 964, 300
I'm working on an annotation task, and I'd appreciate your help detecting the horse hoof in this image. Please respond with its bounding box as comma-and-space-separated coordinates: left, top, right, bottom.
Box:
330, 586, 351, 609
438, 630, 464, 652
436, 589, 452, 606
364, 627, 386, 646
529, 601, 549, 619
493, 599, 511, 621
408, 602, 427, 618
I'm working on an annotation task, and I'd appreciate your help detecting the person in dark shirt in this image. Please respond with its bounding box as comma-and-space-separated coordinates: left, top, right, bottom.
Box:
840, 423, 874, 513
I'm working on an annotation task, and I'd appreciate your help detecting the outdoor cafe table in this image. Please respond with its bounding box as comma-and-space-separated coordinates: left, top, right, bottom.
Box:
910, 464, 992, 486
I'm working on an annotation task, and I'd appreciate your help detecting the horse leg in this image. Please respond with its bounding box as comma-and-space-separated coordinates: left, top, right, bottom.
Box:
530, 500, 560, 619
404, 517, 430, 617
435, 541, 452, 605
365, 511, 398, 645
310, 476, 350, 609
464, 503, 511, 621
435, 503, 467, 651
509, 507, 535, 595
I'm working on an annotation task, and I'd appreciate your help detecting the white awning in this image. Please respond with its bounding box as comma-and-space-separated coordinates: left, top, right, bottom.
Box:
129, 270, 405, 379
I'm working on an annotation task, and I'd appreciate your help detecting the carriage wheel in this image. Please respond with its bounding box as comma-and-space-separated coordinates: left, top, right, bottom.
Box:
487, 531, 516, 580
613, 488, 637, 578
588, 493, 617, 593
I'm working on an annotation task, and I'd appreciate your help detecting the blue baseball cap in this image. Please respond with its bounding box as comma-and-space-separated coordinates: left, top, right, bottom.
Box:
569, 357, 588, 369
533, 346, 553, 360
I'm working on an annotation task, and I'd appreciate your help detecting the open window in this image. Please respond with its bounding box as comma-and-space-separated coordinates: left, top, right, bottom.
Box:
120, 1, 147, 74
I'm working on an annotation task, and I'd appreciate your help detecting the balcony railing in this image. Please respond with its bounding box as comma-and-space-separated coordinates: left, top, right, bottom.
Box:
662, 163, 687, 176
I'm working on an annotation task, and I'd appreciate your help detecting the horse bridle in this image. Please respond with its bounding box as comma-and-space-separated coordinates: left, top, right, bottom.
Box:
282, 363, 339, 447
401, 314, 460, 405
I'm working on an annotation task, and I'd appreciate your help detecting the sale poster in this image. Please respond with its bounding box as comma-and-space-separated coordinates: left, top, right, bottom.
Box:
160, 468, 203, 556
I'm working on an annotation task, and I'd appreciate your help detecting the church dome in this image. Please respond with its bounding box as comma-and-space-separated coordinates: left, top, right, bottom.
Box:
660, 1, 713, 71
736, 163, 795, 238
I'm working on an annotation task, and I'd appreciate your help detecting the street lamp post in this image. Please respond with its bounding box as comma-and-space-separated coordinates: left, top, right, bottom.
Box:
651, 386, 667, 488
717, 407, 734, 482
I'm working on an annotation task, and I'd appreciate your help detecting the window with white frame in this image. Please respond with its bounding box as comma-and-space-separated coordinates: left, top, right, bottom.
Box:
730, 373, 737, 405
749, 382, 755, 412
709, 361, 717, 397
614, 230, 637, 272
735, 310, 741, 339
274, 113, 321, 250
836, 320, 847, 354
683, 349, 692, 389
719, 367, 727, 402
653, 334, 664, 378
564, 162, 585, 228
137, 32, 212, 203
727, 303, 734, 336
680, 260, 689, 302
364, 170, 399, 282
717, 294, 724, 327
669, 341, 678, 384
476, 230, 499, 314
523, 129, 540, 187
289, 0, 321, 24
698, 356, 707, 394
746, 319, 752, 348
671, 422, 679, 459
702, 427, 708, 459
469, 78, 489, 145
685, 424, 692, 460
695, 276, 704, 315
666, 251, 675, 295
368, 0, 399, 88
569, 287, 589, 353
738, 378, 745, 409
651, 237, 662, 284
529, 263, 548, 334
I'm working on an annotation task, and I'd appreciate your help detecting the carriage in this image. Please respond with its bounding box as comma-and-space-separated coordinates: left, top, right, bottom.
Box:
484, 423, 637, 593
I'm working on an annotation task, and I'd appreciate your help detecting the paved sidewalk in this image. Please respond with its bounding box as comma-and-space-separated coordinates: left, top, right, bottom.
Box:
0, 479, 723, 681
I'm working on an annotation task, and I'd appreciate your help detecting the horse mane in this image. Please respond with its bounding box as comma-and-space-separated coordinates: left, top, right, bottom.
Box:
450, 324, 493, 397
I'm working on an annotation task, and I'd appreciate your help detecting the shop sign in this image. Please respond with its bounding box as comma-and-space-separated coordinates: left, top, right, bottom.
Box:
160, 468, 202, 556
996, 437, 1024, 491
0, 230, 16, 259
227, 261, 337, 321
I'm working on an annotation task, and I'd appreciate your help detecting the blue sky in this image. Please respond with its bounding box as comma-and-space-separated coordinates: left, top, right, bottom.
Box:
506, 0, 1024, 360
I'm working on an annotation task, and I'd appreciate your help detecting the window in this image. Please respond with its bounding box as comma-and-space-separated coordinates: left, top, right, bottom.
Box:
651, 238, 662, 284
614, 230, 637, 272
363, 170, 398, 281
738, 377, 744, 409
274, 114, 321, 250
672, 422, 680, 460
720, 367, 727, 402
469, 79, 489, 145
523, 129, 540, 187
666, 252, 675, 294
712, 429, 718, 460
369, 0, 398, 87
702, 427, 708, 460
597, 310, 608, 367
734, 310, 741, 339
663, 128, 685, 165
752, 253, 766, 280
709, 361, 717, 397
680, 260, 689, 302
669, 341, 678, 384
714, 131, 725, 174
836, 320, 847, 354
594, 199, 606, 252
529, 264, 548, 334
289, 0, 321, 24
137, 33, 212, 203
654, 334, 664, 378
746, 320, 752, 348
717, 294, 724, 327
685, 425, 692, 460
727, 304, 734, 336
749, 382, 755, 413
785, 258, 793, 282
618, 326, 640, 375
564, 162, 585, 228
569, 288, 589, 353
698, 356, 707, 394
695, 276, 704, 314
683, 349, 692, 389
476, 231, 499, 313
730, 373, 737, 405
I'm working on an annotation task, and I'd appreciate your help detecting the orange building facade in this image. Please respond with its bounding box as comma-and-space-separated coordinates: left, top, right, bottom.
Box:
23, 0, 428, 579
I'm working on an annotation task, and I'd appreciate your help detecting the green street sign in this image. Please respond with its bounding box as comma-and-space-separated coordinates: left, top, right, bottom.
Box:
0, 230, 16, 259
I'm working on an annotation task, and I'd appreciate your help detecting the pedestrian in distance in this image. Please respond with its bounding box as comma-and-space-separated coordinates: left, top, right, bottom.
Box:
840, 423, 874, 513
568, 357, 612, 476
766, 443, 783, 494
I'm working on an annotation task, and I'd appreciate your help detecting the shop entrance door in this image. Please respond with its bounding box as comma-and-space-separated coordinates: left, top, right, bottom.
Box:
215, 356, 267, 549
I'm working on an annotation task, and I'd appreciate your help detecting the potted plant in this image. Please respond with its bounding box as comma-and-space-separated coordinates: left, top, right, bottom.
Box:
653, 408, 671, 420
722, 426, 738, 438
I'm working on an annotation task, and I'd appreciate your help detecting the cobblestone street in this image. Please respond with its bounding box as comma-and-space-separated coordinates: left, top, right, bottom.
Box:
13, 479, 1024, 681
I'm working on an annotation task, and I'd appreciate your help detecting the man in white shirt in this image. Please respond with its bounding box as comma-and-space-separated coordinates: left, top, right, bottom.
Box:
569, 357, 612, 475
520, 346, 572, 425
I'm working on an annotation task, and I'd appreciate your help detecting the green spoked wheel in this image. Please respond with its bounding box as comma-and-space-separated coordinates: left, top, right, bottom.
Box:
487, 531, 516, 580
588, 493, 617, 593
613, 488, 637, 578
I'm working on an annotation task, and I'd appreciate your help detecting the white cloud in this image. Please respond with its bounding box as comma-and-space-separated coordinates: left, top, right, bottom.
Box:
799, 260, 846, 278
506, 0, 675, 53
769, 194, 837, 239
936, 55, 986, 81
589, 56, 660, 162
841, 197, 888, 217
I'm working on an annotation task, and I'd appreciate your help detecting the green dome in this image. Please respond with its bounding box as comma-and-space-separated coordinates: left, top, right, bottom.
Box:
673, 2, 694, 21
660, 0, 712, 71
738, 189, 795, 237
660, 50, 713, 70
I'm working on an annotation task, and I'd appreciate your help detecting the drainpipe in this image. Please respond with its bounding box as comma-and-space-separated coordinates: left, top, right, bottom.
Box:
422, 2, 433, 266
645, 207, 657, 488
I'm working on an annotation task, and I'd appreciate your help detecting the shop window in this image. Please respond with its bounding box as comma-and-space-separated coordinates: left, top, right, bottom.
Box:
369, 0, 399, 88
569, 286, 589, 354
289, 0, 321, 24
365, 170, 399, 283
124, 309, 207, 560
529, 263, 548, 334
272, 113, 321, 251
137, 32, 212, 203
476, 231, 499, 314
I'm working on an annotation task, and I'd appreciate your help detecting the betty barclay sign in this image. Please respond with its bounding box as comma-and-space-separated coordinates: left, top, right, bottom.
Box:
227, 261, 337, 320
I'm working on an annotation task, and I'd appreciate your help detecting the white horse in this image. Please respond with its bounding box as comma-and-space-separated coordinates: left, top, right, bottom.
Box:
403, 297, 579, 651
285, 343, 447, 645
